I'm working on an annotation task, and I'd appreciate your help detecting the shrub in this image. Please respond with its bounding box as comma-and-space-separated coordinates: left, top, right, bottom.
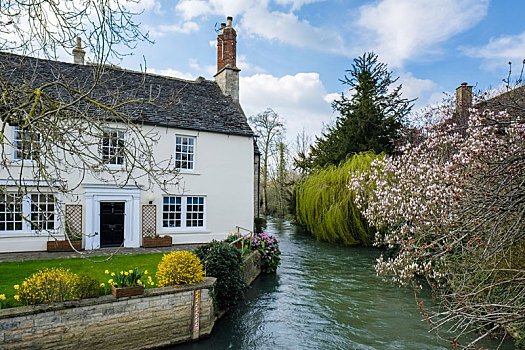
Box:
194, 241, 246, 310
17, 268, 79, 305
295, 152, 379, 245
74, 275, 101, 299
156, 251, 205, 287
249, 233, 281, 274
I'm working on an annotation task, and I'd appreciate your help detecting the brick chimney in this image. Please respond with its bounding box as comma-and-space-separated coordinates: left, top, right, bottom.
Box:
72, 37, 85, 65
455, 82, 472, 125
214, 16, 240, 103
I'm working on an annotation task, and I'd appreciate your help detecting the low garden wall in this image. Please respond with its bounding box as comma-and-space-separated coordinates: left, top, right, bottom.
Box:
242, 250, 261, 285
0, 278, 216, 350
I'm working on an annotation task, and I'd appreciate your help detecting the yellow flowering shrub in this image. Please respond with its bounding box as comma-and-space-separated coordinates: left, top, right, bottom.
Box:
156, 251, 205, 287
17, 268, 80, 305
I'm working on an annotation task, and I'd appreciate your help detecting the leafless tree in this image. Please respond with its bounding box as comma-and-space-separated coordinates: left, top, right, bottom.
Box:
248, 108, 285, 215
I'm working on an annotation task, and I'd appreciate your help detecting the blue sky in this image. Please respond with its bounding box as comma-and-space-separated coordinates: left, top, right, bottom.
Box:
113, 0, 525, 141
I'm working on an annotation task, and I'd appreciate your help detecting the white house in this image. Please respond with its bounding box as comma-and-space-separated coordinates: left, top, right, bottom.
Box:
0, 17, 258, 253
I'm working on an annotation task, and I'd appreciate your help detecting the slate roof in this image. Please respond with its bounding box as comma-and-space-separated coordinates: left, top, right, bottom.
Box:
475, 85, 525, 117
0, 51, 253, 137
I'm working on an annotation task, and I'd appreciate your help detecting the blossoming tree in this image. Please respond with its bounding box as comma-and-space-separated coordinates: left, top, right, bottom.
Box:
350, 109, 525, 347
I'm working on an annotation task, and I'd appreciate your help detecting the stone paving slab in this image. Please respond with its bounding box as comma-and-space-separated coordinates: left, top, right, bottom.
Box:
0, 244, 202, 263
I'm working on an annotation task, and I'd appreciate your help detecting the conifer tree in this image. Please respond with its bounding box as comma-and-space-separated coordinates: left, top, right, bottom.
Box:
306, 52, 413, 169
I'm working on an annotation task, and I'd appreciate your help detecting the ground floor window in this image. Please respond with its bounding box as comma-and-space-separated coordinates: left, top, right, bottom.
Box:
0, 192, 22, 231
163, 196, 205, 229
0, 191, 57, 233
31, 194, 56, 230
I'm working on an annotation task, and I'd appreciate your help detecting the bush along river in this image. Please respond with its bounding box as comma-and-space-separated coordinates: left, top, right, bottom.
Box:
172, 219, 515, 350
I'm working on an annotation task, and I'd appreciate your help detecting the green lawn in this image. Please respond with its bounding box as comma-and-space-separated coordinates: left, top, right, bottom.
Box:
0, 253, 169, 304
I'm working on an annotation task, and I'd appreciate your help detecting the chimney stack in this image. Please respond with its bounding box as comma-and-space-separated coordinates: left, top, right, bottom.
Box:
455, 82, 472, 125
214, 16, 240, 103
72, 37, 85, 65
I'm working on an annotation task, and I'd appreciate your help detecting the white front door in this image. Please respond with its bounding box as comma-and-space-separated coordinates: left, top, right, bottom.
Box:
83, 185, 141, 250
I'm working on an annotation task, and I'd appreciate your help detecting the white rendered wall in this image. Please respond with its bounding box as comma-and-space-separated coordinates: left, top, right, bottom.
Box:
0, 123, 254, 252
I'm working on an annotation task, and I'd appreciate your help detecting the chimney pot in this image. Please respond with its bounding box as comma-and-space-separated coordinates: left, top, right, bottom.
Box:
72, 37, 85, 65
221, 22, 226, 29
227, 16, 233, 27
461, 82, 467, 86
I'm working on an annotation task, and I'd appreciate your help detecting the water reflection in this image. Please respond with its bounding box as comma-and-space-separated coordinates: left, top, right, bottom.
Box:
171, 219, 513, 350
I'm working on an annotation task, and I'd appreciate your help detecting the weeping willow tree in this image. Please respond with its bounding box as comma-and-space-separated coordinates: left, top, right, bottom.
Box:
295, 152, 380, 245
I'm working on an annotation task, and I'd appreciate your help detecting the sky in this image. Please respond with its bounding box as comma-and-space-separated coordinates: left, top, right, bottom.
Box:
106, 0, 525, 142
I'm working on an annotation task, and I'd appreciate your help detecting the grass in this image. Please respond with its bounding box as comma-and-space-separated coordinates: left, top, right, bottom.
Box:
0, 252, 169, 303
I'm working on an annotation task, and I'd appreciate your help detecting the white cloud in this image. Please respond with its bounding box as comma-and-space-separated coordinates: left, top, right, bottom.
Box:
239, 5, 347, 55
188, 58, 216, 77
155, 21, 200, 35
123, 0, 163, 14
147, 67, 196, 80
461, 30, 525, 70
173, 0, 348, 55
397, 72, 437, 108
274, 0, 326, 11
175, 0, 212, 20
240, 72, 335, 140
357, 0, 489, 67
236, 54, 265, 74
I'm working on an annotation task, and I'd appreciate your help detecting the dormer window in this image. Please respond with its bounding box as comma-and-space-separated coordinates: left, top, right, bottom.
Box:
175, 135, 195, 170
101, 129, 125, 165
14, 126, 40, 160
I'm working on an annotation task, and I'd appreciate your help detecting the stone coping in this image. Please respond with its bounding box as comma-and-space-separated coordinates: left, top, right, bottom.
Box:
0, 277, 216, 320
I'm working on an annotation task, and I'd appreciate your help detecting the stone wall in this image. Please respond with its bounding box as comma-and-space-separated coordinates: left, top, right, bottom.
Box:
242, 250, 261, 285
0, 278, 216, 350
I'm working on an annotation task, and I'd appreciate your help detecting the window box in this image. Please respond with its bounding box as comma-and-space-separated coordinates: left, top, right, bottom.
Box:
142, 235, 172, 248
46, 240, 83, 252
111, 284, 144, 298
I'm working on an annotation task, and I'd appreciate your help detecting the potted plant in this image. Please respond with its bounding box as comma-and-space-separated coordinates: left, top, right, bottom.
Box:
46, 224, 83, 252
106, 268, 147, 298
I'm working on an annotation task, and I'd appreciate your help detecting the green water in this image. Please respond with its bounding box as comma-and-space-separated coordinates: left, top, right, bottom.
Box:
173, 219, 515, 349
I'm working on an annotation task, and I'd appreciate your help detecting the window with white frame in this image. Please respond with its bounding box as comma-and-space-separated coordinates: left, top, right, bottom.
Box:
175, 135, 195, 170
0, 192, 22, 231
162, 196, 182, 228
30, 194, 56, 230
186, 196, 204, 227
0, 191, 57, 233
14, 126, 40, 160
162, 196, 205, 229
101, 129, 125, 165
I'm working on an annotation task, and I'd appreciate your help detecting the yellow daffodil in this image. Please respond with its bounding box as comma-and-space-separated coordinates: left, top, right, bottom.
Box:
104, 270, 109, 274
108, 279, 114, 284
144, 270, 148, 275
99, 283, 105, 287
22, 281, 27, 287
111, 272, 115, 277
124, 272, 129, 276
14, 295, 20, 301
13, 285, 19, 290
129, 269, 133, 274
150, 282, 154, 286
120, 271, 124, 275
0, 294, 5, 300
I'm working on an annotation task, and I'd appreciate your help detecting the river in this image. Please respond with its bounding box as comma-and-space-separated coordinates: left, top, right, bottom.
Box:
172, 219, 514, 350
